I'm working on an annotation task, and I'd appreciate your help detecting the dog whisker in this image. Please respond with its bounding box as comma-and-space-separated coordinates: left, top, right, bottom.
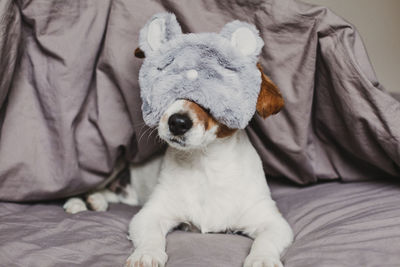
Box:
146, 127, 158, 144
137, 127, 152, 144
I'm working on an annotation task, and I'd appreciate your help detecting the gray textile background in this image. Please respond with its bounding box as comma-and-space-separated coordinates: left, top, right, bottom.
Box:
303, 0, 400, 94
392, 93, 400, 102
0, 0, 399, 201
1, 178, 400, 267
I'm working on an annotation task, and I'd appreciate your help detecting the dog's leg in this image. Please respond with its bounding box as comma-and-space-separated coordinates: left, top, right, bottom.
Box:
101, 188, 122, 203
241, 202, 293, 267
117, 184, 140, 206
125, 206, 178, 267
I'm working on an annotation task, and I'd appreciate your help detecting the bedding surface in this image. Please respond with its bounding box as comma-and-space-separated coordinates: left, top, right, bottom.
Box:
0, 0, 399, 202
1, 178, 400, 267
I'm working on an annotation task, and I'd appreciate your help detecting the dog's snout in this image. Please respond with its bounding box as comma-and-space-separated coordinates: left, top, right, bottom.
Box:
168, 113, 193, 136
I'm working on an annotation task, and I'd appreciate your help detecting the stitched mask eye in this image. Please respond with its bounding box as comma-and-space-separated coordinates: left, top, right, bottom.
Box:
157, 57, 174, 71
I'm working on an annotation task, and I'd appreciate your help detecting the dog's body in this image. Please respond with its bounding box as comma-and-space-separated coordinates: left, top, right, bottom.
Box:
64, 98, 293, 267
128, 132, 293, 267
125, 99, 293, 267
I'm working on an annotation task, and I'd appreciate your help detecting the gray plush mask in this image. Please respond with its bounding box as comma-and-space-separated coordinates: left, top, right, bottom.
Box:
138, 13, 265, 129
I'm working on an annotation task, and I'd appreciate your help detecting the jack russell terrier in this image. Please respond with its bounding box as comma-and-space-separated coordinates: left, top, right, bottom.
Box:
64, 13, 293, 267
64, 65, 293, 267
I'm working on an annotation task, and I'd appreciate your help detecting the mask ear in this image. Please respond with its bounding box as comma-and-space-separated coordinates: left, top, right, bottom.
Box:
256, 63, 284, 118
220, 21, 264, 59
138, 13, 182, 56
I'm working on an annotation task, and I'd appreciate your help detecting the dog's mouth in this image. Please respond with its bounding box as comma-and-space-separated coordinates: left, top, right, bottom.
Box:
169, 137, 186, 147
157, 124, 188, 149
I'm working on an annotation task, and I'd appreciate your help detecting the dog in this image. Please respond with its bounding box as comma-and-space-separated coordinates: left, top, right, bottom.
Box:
123, 63, 292, 267
64, 13, 293, 267
63, 65, 293, 267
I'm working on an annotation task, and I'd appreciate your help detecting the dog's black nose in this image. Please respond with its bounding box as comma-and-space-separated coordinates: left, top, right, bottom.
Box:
168, 113, 193, 136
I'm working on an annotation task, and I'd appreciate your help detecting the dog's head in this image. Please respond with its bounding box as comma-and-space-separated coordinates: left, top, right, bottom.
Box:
157, 99, 234, 150
156, 63, 283, 150
136, 13, 284, 149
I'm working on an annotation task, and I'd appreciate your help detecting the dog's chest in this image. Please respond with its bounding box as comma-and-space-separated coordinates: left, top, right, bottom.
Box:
163, 154, 254, 232
159, 131, 268, 233
183, 172, 242, 233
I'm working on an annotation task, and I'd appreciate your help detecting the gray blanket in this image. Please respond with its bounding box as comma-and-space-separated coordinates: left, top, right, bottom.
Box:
1, 178, 400, 267
0, 0, 399, 201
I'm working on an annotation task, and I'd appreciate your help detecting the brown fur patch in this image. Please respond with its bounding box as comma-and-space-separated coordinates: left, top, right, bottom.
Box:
256, 63, 284, 118
184, 101, 215, 130
216, 124, 237, 138
183, 100, 236, 138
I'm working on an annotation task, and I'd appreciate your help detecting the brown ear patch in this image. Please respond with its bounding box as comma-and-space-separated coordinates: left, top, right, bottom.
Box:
184, 100, 237, 138
256, 63, 284, 119
216, 124, 237, 138
184, 101, 213, 130
134, 47, 145, 58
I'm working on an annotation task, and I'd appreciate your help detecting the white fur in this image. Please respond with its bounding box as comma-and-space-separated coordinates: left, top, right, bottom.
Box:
87, 192, 109, 212
126, 100, 293, 267
63, 197, 87, 214
129, 154, 163, 205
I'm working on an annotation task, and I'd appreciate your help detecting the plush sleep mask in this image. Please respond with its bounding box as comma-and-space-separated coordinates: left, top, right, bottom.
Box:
136, 12, 283, 129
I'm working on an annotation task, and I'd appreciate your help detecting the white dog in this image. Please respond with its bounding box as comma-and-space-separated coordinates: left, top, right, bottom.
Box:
125, 76, 293, 266
64, 68, 293, 267
64, 13, 293, 267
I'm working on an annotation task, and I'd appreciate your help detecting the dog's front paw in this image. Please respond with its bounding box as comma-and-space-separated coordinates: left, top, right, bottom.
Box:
125, 249, 167, 267
244, 253, 283, 267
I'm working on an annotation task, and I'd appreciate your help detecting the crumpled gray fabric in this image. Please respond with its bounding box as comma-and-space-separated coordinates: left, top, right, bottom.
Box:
0, 0, 399, 201
0, 0, 20, 114
1, 178, 400, 267
392, 92, 400, 102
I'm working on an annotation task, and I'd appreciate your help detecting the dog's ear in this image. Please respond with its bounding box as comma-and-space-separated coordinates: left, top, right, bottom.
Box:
134, 47, 145, 58
256, 63, 284, 119
138, 13, 182, 56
